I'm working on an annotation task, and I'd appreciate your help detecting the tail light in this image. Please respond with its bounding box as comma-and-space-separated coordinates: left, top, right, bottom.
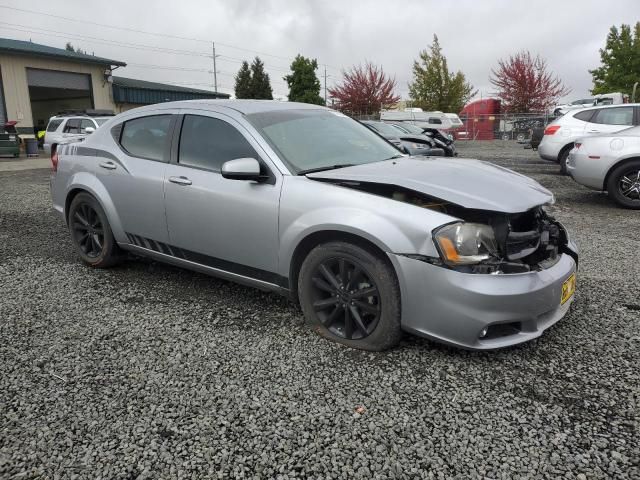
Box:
51, 145, 59, 172
544, 125, 561, 135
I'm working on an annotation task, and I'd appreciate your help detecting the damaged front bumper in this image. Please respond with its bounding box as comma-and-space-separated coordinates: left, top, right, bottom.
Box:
388, 246, 578, 350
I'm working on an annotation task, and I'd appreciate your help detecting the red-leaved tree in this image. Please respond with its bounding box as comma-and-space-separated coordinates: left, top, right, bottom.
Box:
490, 51, 571, 113
328, 62, 400, 115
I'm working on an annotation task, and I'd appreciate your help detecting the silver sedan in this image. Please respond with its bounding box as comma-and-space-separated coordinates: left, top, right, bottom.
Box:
567, 126, 640, 208
50, 100, 578, 351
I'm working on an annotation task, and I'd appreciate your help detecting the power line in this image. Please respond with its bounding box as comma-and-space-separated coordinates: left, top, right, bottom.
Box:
0, 23, 211, 57
0, 4, 342, 71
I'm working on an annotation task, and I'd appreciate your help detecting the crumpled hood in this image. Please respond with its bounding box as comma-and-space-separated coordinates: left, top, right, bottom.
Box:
306, 157, 553, 213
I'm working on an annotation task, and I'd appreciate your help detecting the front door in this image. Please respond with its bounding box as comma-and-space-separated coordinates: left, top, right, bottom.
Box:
164, 112, 282, 283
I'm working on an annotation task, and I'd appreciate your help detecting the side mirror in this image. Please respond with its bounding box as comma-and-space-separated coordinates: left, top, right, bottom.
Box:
84, 127, 95, 134
221, 157, 262, 181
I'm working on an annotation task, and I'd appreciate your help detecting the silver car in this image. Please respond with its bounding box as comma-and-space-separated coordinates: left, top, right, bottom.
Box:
567, 125, 640, 209
50, 100, 578, 351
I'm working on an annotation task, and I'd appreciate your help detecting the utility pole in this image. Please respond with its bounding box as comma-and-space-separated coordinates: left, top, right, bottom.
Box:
212, 42, 218, 94
324, 66, 328, 105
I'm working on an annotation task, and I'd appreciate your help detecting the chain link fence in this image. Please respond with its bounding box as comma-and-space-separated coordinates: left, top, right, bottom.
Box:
345, 110, 560, 142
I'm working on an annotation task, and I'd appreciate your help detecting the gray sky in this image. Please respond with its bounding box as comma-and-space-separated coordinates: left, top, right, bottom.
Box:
1, 0, 637, 105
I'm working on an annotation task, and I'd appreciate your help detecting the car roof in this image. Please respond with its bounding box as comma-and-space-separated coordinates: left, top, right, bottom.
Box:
570, 103, 640, 114
125, 99, 330, 115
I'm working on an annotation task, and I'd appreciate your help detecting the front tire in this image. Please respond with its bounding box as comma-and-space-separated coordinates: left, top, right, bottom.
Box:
68, 192, 122, 267
607, 160, 640, 209
298, 241, 402, 351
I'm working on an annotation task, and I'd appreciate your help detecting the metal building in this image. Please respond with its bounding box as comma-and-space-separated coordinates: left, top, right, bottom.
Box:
0, 37, 229, 137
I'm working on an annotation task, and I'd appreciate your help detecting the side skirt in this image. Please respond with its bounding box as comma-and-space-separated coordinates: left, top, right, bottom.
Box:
118, 242, 291, 297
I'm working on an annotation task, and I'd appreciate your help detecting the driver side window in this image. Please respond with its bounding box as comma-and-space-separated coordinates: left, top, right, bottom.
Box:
178, 115, 258, 172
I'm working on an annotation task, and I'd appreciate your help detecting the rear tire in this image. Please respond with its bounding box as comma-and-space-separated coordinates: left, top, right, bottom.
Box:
68, 192, 122, 267
606, 160, 640, 209
298, 241, 402, 351
559, 146, 572, 175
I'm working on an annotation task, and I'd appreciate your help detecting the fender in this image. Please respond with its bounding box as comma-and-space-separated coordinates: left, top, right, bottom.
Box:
278, 206, 443, 278
65, 172, 128, 244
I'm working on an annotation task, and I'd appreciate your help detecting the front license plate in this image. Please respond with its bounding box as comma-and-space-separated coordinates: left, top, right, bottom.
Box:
561, 273, 576, 305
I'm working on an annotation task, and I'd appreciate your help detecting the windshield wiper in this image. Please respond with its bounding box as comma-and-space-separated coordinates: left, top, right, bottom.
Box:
385, 154, 404, 160
297, 164, 356, 175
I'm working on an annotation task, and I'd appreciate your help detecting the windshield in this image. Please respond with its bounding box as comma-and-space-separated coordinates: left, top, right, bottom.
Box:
393, 123, 424, 134
247, 110, 400, 174
95, 118, 110, 126
365, 121, 404, 136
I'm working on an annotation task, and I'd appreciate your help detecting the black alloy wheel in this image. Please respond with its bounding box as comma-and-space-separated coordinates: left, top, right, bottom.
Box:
68, 192, 121, 267
310, 257, 381, 340
298, 241, 402, 351
71, 202, 105, 258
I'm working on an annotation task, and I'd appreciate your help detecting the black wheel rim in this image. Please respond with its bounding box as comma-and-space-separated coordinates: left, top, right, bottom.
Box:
309, 257, 381, 340
71, 203, 104, 258
619, 169, 640, 201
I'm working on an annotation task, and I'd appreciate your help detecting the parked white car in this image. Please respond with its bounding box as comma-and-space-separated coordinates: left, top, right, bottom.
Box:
567, 125, 640, 209
44, 111, 114, 155
538, 104, 640, 173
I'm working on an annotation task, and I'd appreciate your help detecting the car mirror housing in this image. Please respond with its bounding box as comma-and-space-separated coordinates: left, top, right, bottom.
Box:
221, 157, 262, 181
84, 127, 95, 134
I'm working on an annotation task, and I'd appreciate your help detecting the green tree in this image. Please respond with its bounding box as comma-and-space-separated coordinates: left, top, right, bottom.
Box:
590, 23, 640, 96
64, 42, 86, 54
408, 35, 476, 112
284, 55, 324, 105
249, 57, 273, 100
234, 61, 252, 99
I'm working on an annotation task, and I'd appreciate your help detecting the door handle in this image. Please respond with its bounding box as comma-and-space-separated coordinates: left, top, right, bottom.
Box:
99, 161, 117, 170
587, 129, 600, 133
169, 176, 192, 186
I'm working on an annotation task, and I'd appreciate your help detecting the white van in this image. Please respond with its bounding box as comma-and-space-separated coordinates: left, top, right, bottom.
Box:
380, 109, 463, 131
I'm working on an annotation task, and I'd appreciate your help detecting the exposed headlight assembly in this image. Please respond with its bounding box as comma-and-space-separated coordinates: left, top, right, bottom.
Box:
434, 222, 499, 265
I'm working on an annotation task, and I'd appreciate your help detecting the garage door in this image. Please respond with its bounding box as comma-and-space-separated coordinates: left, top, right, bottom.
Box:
26, 68, 91, 90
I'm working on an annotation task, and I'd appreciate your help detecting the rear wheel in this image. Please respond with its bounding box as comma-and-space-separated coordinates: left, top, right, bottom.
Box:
68, 192, 122, 267
559, 146, 572, 175
298, 241, 402, 351
607, 160, 640, 209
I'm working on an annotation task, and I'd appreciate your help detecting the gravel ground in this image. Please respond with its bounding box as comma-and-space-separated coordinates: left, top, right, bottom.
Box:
1, 141, 639, 479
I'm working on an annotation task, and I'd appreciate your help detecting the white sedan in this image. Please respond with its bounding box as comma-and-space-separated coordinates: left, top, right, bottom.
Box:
567, 126, 640, 209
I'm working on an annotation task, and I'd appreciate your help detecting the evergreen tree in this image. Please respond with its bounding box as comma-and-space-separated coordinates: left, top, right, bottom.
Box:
408, 35, 476, 112
590, 23, 640, 96
234, 61, 252, 99
284, 55, 324, 105
249, 57, 273, 100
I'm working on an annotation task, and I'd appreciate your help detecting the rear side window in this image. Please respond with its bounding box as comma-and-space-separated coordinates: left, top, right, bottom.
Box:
178, 115, 257, 172
46, 119, 63, 132
120, 115, 172, 162
590, 107, 634, 126
63, 119, 81, 134
573, 110, 595, 122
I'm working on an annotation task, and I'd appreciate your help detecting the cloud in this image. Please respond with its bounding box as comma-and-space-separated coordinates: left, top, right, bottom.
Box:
1, 0, 635, 104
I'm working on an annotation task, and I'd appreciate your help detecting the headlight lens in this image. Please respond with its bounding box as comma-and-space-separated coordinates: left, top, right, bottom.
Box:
434, 222, 499, 265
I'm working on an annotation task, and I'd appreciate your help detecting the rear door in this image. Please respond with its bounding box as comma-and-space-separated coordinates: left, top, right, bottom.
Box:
584, 106, 635, 134
97, 112, 177, 244
163, 110, 282, 281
